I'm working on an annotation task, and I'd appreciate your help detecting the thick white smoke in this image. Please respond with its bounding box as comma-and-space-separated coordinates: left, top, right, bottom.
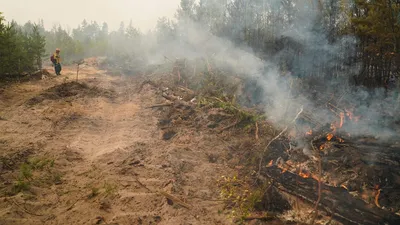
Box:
137, 1, 398, 142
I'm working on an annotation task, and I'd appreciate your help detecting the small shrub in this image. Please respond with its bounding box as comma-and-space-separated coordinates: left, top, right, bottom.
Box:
88, 187, 100, 199
7, 157, 59, 196
19, 163, 33, 181
11, 179, 30, 194
103, 182, 117, 197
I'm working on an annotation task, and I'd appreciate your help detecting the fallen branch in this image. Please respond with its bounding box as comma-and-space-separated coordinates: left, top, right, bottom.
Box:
161, 92, 194, 109
257, 106, 303, 175
162, 92, 179, 101
263, 166, 400, 225
66, 196, 84, 211
375, 189, 382, 208
243, 212, 277, 221
177, 86, 195, 95
255, 122, 259, 141
8, 198, 44, 216
310, 136, 323, 225
218, 120, 239, 133
134, 177, 152, 192
158, 191, 192, 209
146, 103, 172, 109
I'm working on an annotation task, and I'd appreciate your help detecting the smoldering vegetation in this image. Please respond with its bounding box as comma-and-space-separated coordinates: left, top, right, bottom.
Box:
4, 0, 400, 141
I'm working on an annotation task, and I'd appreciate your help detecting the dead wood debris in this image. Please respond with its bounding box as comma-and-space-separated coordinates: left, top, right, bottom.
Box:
257, 106, 304, 175
310, 134, 324, 225
133, 176, 193, 210
146, 103, 173, 109
255, 122, 259, 141
158, 191, 193, 209
263, 165, 400, 225
218, 120, 239, 133
375, 189, 382, 208
7, 198, 44, 216
242, 212, 277, 221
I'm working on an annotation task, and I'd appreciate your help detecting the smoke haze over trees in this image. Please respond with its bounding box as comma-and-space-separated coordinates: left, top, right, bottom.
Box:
1, 0, 400, 137
3, 1, 400, 85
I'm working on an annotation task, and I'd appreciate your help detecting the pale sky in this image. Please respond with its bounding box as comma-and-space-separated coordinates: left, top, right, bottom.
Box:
0, 0, 181, 31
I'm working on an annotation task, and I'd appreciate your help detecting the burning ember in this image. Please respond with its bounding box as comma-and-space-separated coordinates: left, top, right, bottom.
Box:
298, 168, 310, 179
261, 99, 400, 224
345, 108, 360, 122
339, 112, 345, 128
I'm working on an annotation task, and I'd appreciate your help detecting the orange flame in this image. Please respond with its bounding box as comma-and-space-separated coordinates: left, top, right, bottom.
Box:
267, 160, 273, 167
375, 189, 381, 208
319, 143, 325, 150
299, 169, 310, 179
326, 133, 334, 141
339, 112, 345, 128
345, 108, 360, 122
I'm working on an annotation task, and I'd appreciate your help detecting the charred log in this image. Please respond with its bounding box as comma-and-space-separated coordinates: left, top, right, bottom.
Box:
262, 166, 400, 225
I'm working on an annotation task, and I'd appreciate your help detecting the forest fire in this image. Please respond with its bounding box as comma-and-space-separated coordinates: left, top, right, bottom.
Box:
261, 99, 400, 224
345, 108, 360, 122
298, 168, 310, 179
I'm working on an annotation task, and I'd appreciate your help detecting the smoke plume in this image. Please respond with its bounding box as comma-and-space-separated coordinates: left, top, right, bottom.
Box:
137, 1, 398, 142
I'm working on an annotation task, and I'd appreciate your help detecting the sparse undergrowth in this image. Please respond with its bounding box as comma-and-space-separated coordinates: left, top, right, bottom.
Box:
198, 96, 265, 128
138, 59, 281, 223
5, 157, 62, 196
26, 81, 115, 106
217, 175, 281, 224
217, 175, 258, 220
87, 182, 118, 200
141, 58, 267, 130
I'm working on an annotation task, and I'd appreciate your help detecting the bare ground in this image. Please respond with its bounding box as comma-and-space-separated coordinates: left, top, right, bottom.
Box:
0, 65, 239, 225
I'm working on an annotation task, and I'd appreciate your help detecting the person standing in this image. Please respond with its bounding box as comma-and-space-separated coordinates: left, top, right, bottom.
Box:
51, 48, 62, 75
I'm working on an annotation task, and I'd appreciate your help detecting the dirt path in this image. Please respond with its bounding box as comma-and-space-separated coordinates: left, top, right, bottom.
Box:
0, 66, 235, 225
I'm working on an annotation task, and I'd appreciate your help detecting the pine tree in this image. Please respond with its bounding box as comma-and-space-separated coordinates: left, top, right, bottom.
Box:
30, 24, 46, 70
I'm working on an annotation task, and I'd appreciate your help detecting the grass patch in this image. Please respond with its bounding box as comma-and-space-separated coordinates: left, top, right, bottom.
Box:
103, 182, 118, 197
88, 187, 100, 199
198, 96, 265, 127
217, 175, 273, 223
7, 156, 61, 196
217, 175, 255, 221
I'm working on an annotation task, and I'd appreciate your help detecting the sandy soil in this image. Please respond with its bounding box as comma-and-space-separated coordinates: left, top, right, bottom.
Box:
0, 65, 237, 225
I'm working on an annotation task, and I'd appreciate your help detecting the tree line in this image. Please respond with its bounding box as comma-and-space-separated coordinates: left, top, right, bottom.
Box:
1, 0, 400, 87
0, 12, 45, 76
0, 13, 144, 77
168, 0, 400, 87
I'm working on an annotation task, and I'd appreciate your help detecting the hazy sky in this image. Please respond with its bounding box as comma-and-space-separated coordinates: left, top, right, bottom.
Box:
0, 0, 181, 31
